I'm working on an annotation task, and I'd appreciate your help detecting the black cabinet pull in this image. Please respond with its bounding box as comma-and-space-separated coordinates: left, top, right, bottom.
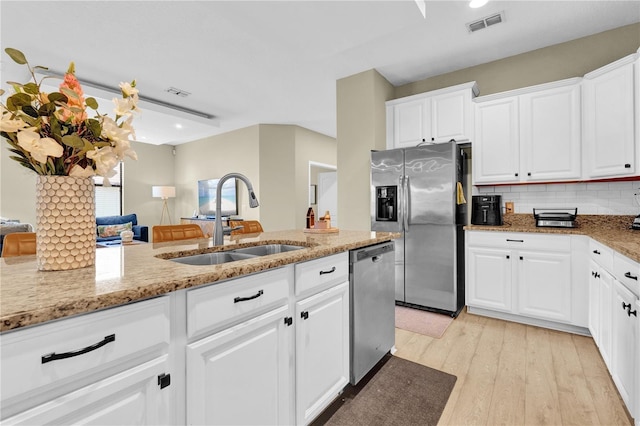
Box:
319, 266, 336, 275
624, 272, 637, 281
158, 373, 171, 389
624, 163, 631, 168
234, 290, 263, 303
284, 317, 293, 326
593, 250, 601, 255
629, 309, 637, 317
506, 239, 524, 243
527, 172, 531, 176
595, 272, 600, 278
42, 334, 115, 364
519, 256, 523, 260
622, 302, 631, 311
301, 311, 309, 320
515, 173, 519, 177
506, 255, 510, 259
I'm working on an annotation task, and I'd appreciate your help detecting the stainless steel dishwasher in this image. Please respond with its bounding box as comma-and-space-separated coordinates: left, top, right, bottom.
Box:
349, 241, 395, 385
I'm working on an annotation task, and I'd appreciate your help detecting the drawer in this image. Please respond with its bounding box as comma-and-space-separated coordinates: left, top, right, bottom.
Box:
295, 252, 348, 296
187, 266, 291, 339
467, 231, 571, 252
613, 252, 640, 297
0, 296, 170, 403
589, 239, 614, 271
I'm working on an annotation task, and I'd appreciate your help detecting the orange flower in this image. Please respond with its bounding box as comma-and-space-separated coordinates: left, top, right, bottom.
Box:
57, 62, 87, 124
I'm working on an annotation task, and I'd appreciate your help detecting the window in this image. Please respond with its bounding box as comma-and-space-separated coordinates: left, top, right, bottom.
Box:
94, 163, 122, 217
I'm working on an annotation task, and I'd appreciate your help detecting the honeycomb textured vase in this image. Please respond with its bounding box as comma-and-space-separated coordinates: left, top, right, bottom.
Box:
35, 175, 96, 271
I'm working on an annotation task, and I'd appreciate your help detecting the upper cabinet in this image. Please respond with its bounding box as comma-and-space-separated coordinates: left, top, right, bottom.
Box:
474, 79, 582, 185
386, 81, 479, 149
583, 53, 638, 179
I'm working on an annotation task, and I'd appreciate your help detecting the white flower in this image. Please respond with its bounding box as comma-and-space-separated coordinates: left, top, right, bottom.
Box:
17, 130, 63, 164
119, 81, 139, 100
101, 116, 130, 143
120, 115, 137, 141
112, 138, 138, 161
69, 164, 95, 177
0, 107, 30, 132
87, 146, 118, 178
113, 97, 138, 117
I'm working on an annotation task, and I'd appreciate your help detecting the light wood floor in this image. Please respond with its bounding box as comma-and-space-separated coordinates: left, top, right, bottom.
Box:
394, 309, 633, 426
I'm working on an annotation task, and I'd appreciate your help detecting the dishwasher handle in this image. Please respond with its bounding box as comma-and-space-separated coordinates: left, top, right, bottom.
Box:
353, 243, 394, 262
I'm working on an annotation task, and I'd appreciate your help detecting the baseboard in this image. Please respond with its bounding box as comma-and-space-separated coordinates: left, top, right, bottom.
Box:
467, 306, 591, 336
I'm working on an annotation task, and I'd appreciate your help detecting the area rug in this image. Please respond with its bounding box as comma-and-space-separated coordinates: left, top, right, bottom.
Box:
395, 305, 453, 338
319, 355, 457, 426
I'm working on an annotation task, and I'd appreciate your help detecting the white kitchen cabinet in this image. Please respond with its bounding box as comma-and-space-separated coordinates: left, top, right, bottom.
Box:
466, 246, 512, 312
4, 356, 172, 426
598, 269, 614, 369
386, 81, 478, 149
295, 281, 349, 426
583, 53, 637, 178
589, 260, 601, 342
466, 231, 583, 332
186, 305, 292, 426
473, 96, 520, 184
0, 297, 172, 424
473, 79, 582, 185
519, 83, 581, 182
517, 250, 572, 323
611, 279, 638, 418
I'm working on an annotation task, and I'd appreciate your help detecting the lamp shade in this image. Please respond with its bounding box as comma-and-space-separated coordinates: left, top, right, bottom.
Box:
152, 186, 176, 199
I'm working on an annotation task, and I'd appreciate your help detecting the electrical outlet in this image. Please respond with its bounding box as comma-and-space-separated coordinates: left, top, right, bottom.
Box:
505, 201, 514, 214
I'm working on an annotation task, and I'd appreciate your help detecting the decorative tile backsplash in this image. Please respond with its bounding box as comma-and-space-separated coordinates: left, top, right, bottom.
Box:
473, 180, 640, 215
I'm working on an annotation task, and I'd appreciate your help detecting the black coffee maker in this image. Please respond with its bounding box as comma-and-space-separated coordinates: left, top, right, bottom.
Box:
471, 195, 503, 226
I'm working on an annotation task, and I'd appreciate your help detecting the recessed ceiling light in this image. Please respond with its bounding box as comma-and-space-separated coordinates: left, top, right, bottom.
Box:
175, 123, 183, 129
469, 0, 488, 8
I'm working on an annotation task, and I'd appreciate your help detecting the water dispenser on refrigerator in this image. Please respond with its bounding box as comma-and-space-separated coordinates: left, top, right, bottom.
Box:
375, 186, 398, 222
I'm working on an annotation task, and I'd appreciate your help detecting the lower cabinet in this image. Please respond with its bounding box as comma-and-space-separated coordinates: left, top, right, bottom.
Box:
466, 231, 578, 329
186, 305, 292, 426
611, 279, 638, 418
295, 281, 350, 425
4, 356, 172, 425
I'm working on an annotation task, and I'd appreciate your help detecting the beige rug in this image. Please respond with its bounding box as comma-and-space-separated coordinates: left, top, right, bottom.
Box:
395, 305, 454, 338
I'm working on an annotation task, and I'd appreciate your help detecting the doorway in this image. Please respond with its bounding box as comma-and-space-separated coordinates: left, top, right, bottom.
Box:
308, 161, 337, 228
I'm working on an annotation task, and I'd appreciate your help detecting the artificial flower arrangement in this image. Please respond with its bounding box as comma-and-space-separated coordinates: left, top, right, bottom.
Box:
0, 48, 138, 183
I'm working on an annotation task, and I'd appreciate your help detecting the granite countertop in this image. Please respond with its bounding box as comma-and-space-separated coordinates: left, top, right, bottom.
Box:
465, 214, 639, 263
1, 230, 398, 332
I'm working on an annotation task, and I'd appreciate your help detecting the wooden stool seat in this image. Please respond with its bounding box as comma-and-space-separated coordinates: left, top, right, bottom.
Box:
1, 232, 36, 257
152, 224, 205, 243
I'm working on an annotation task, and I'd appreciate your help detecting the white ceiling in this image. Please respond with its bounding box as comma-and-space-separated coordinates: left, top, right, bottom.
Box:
1, 1, 639, 146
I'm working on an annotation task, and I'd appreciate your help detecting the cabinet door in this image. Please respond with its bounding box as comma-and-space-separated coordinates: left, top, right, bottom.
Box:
583, 62, 636, 178
431, 90, 472, 143
611, 280, 638, 416
4, 356, 172, 425
392, 98, 430, 148
473, 97, 520, 184
598, 269, 614, 369
186, 305, 291, 426
520, 84, 581, 181
466, 247, 512, 312
517, 250, 572, 323
296, 281, 349, 425
588, 261, 601, 342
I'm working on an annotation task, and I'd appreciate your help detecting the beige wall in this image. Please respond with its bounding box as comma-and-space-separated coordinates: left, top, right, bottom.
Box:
336, 69, 394, 231
174, 125, 261, 224
395, 23, 640, 98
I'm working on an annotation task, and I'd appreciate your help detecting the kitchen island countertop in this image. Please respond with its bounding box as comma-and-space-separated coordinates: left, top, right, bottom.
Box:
465, 214, 639, 263
1, 230, 398, 332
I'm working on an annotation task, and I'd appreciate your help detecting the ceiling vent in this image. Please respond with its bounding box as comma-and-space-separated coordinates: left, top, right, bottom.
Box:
466, 11, 504, 33
165, 87, 191, 97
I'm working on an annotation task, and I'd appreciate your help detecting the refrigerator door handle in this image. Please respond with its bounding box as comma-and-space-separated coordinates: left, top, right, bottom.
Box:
403, 175, 410, 232
398, 175, 405, 231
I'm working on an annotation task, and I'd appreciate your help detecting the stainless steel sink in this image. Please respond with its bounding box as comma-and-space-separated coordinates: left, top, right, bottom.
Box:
170, 252, 256, 266
232, 244, 305, 256
168, 243, 306, 265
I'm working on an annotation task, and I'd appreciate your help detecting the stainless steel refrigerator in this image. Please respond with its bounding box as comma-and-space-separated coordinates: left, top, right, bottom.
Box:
370, 141, 466, 317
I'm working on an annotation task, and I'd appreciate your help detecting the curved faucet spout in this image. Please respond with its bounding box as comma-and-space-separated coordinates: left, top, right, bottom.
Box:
214, 173, 259, 245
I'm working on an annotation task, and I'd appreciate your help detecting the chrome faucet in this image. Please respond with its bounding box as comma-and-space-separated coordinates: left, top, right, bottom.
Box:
213, 173, 259, 245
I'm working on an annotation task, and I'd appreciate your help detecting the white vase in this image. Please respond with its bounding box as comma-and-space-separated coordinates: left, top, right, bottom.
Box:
35, 175, 96, 271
